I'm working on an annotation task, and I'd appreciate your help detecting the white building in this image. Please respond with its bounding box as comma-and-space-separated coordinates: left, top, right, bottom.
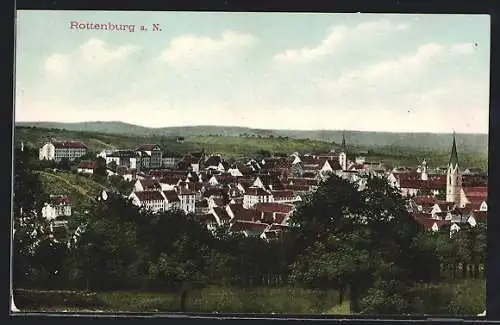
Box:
39, 140, 88, 162
178, 188, 196, 214
129, 191, 165, 213
243, 187, 273, 208
41, 196, 72, 227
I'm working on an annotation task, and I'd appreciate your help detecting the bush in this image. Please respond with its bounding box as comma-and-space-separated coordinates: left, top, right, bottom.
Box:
408, 279, 485, 315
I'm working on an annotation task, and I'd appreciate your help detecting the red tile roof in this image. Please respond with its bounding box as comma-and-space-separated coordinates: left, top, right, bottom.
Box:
465, 202, 482, 211
140, 178, 161, 190
472, 211, 487, 222
52, 140, 87, 149
136, 144, 161, 151
300, 156, 319, 164
399, 179, 446, 190
321, 159, 342, 170
230, 205, 261, 222
245, 187, 272, 196
230, 220, 269, 233
274, 212, 288, 224
51, 196, 72, 205
163, 190, 180, 202
436, 202, 455, 211
205, 155, 224, 167
197, 213, 218, 225
159, 177, 181, 185
412, 216, 451, 230
271, 190, 295, 198
412, 196, 441, 206
261, 211, 274, 223
204, 187, 223, 198
213, 206, 231, 222
463, 187, 488, 197
411, 212, 433, 219
254, 202, 294, 214
78, 161, 98, 169
267, 223, 289, 231
134, 191, 165, 202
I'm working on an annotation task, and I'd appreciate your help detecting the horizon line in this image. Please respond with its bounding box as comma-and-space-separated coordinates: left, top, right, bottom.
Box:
15, 120, 489, 136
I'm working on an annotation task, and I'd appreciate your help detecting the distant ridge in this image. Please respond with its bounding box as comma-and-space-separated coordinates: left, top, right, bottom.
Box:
15, 121, 488, 153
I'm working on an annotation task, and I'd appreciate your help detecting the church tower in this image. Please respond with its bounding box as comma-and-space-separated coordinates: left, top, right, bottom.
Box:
446, 133, 462, 204
339, 132, 347, 171
421, 159, 428, 181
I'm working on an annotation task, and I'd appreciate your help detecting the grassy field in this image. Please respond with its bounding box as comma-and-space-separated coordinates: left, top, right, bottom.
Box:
15, 286, 340, 314
14, 279, 484, 315
35, 170, 110, 209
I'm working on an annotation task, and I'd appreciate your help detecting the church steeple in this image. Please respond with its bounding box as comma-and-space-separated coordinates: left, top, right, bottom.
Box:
449, 131, 459, 168
339, 131, 347, 171
446, 131, 462, 205
341, 131, 346, 153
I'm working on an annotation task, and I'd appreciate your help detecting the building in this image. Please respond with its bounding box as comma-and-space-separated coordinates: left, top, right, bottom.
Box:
77, 161, 98, 174
105, 150, 138, 169
39, 140, 87, 161
446, 133, 462, 205
243, 187, 273, 208
177, 187, 196, 214
129, 191, 165, 213
136, 144, 162, 169
41, 195, 72, 227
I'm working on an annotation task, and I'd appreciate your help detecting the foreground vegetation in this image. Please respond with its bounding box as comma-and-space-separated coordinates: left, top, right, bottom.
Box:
15, 279, 484, 314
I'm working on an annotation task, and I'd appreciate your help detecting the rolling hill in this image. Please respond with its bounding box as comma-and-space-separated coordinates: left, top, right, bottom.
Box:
15, 121, 488, 154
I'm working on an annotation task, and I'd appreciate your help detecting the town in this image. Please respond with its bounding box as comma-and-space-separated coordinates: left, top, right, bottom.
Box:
33, 132, 488, 243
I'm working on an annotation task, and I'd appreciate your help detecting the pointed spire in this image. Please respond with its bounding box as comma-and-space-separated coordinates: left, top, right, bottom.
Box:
341, 131, 346, 152
449, 131, 459, 168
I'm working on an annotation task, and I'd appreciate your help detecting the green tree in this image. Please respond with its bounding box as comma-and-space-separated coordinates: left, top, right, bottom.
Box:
288, 174, 426, 313
12, 147, 62, 289
92, 157, 107, 180
69, 194, 147, 290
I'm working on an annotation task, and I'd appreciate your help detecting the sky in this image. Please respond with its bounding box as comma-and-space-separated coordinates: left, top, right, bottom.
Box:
15, 11, 491, 133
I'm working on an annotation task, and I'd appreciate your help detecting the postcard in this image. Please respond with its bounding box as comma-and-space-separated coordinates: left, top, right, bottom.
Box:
12, 10, 489, 316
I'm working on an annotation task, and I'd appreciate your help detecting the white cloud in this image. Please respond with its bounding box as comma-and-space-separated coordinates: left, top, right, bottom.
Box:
78, 38, 140, 66
448, 42, 476, 55
43, 38, 140, 77
44, 53, 70, 76
159, 30, 257, 67
319, 42, 474, 95
273, 19, 409, 63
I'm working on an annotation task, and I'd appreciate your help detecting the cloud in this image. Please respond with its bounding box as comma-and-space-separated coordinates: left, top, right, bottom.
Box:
43, 38, 140, 77
448, 42, 476, 55
78, 38, 140, 66
273, 20, 409, 63
159, 30, 257, 67
44, 53, 70, 77
319, 42, 475, 95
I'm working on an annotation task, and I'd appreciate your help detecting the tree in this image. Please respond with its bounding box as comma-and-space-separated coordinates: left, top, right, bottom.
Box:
68, 194, 147, 290
287, 174, 427, 313
56, 158, 71, 171
92, 157, 107, 179
108, 161, 118, 173
12, 148, 61, 289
